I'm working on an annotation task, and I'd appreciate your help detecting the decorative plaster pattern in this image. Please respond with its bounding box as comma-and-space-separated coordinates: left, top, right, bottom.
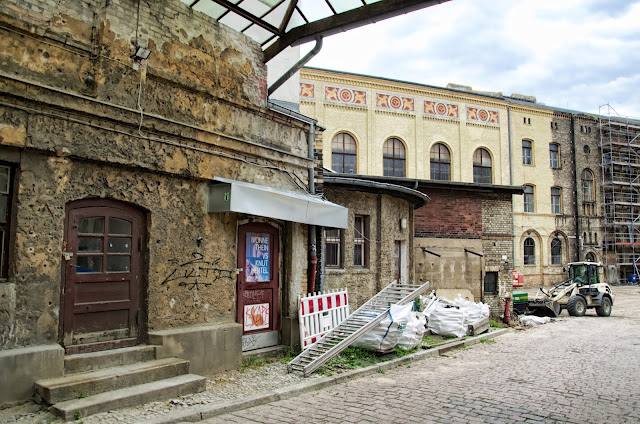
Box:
424, 99, 459, 119
376, 92, 415, 112
299, 82, 315, 99
324, 85, 367, 106
467, 106, 500, 125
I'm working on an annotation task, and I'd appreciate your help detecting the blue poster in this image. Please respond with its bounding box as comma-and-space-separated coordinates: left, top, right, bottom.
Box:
246, 232, 270, 282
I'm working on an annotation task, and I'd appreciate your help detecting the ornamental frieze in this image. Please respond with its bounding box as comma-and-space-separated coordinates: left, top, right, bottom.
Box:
376, 92, 415, 112
466, 106, 500, 125
323, 85, 367, 105
424, 100, 459, 119
300, 82, 315, 99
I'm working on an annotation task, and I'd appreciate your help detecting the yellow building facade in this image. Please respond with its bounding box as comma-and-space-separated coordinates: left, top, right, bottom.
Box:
300, 67, 601, 286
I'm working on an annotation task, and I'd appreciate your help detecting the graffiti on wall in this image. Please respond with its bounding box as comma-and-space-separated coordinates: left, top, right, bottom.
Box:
161, 252, 234, 290
243, 303, 269, 331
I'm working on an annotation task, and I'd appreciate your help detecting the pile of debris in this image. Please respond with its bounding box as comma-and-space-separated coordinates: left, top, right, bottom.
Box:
352, 291, 491, 352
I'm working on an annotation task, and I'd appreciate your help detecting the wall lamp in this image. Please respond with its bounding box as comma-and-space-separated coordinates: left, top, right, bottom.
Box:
132, 46, 152, 62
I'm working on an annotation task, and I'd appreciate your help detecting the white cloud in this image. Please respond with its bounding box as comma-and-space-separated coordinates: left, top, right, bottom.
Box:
306, 0, 640, 117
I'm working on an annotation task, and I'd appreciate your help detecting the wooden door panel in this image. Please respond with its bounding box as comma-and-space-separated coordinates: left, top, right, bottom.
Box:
62, 199, 144, 352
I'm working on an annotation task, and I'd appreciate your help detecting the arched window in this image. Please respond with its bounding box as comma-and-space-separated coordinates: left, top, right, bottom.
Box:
585, 252, 596, 262
523, 185, 535, 213
473, 148, 492, 184
383, 138, 406, 177
524, 237, 535, 265
430, 143, 451, 181
551, 238, 562, 265
331, 133, 357, 174
581, 169, 595, 202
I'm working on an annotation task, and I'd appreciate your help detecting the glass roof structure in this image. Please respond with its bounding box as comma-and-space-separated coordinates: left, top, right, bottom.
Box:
181, 0, 450, 61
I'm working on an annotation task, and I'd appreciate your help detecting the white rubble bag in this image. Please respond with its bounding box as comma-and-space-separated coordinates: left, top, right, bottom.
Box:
353, 303, 413, 351
427, 303, 467, 338
397, 309, 427, 350
520, 315, 551, 327
451, 294, 490, 323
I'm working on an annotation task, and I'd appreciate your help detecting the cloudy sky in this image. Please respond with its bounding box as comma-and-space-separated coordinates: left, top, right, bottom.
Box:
305, 0, 640, 118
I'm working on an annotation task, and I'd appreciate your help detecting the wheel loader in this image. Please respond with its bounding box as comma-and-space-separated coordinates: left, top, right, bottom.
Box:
528, 262, 614, 318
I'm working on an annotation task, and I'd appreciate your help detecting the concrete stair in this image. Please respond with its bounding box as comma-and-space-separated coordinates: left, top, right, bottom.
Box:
35, 346, 206, 421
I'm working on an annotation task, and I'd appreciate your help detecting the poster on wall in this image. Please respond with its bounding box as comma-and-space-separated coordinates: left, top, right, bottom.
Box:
246, 232, 270, 282
244, 303, 270, 331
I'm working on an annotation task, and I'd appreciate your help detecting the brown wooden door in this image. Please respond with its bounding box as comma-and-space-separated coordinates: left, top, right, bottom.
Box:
237, 223, 279, 348
61, 199, 145, 353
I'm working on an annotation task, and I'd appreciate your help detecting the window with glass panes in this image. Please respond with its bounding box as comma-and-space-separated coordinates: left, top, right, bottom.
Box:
522, 140, 532, 165
524, 237, 535, 265
581, 169, 594, 201
524, 185, 534, 212
354, 215, 368, 267
473, 148, 492, 184
383, 138, 405, 177
430, 143, 451, 180
551, 187, 562, 214
324, 228, 342, 268
331, 133, 357, 174
549, 143, 559, 168
551, 238, 562, 265
0, 165, 13, 279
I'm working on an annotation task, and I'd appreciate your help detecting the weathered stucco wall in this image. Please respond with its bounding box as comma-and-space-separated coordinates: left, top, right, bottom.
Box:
322, 188, 413, 309
0, 0, 314, 349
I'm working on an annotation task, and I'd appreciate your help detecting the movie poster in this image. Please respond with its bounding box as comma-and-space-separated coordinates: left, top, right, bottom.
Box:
245, 232, 270, 282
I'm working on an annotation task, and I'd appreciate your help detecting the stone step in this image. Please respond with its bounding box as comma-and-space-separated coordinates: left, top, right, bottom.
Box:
64, 345, 157, 374
50, 374, 207, 421
36, 358, 190, 404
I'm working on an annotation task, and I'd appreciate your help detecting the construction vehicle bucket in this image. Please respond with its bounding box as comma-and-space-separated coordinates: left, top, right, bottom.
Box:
528, 300, 560, 318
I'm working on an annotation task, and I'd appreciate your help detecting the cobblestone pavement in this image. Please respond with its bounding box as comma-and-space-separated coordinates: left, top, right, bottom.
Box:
199, 286, 640, 424
1, 287, 638, 424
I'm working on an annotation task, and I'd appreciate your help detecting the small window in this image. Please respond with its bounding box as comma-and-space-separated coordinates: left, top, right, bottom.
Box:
524, 237, 535, 265
473, 148, 492, 184
354, 215, 369, 267
324, 228, 343, 268
430, 143, 451, 181
584, 145, 591, 154
585, 252, 596, 262
551, 187, 562, 214
549, 143, 560, 168
551, 238, 562, 265
524, 185, 534, 213
331, 133, 357, 174
484, 271, 498, 294
522, 140, 532, 165
383, 138, 406, 177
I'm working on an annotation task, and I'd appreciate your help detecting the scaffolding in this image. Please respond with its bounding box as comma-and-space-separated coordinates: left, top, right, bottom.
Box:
599, 104, 640, 283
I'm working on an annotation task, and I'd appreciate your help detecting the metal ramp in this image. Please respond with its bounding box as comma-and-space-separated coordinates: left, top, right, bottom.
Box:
288, 280, 430, 376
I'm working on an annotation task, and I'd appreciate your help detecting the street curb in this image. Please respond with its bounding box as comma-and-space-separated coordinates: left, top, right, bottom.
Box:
147, 328, 511, 423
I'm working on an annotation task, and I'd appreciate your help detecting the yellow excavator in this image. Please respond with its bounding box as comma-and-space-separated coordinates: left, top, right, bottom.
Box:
528, 262, 614, 318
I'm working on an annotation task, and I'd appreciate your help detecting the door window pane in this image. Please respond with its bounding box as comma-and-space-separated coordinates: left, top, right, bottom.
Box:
76, 256, 102, 273
79, 217, 104, 234
107, 256, 130, 272
0, 166, 9, 193
78, 237, 103, 252
109, 218, 132, 235
0, 197, 6, 224
108, 237, 131, 253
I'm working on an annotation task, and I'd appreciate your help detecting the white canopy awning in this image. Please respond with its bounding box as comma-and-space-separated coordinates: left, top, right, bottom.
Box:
208, 177, 348, 229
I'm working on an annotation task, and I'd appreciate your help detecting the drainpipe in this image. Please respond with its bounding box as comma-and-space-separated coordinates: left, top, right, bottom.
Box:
308, 121, 317, 294
268, 37, 323, 97
571, 115, 580, 261
507, 106, 516, 282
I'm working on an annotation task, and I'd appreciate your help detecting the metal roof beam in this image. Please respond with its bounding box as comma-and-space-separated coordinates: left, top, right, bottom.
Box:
264, 0, 450, 62
210, 0, 281, 35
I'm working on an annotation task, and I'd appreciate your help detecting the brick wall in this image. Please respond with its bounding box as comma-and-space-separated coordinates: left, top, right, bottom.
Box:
414, 190, 482, 238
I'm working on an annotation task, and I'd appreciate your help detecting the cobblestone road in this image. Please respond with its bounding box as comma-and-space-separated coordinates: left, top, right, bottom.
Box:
201, 287, 640, 424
